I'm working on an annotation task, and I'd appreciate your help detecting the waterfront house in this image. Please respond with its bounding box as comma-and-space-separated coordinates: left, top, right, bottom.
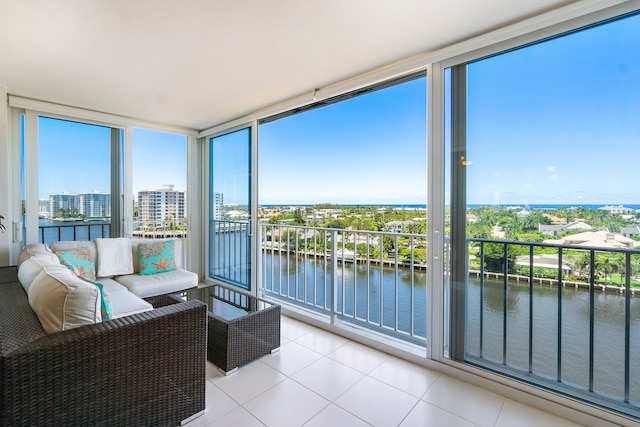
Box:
539, 220, 593, 236
1, 1, 639, 426
543, 230, 640, 249
621, 225, 640, 239
385, 220, 417, 233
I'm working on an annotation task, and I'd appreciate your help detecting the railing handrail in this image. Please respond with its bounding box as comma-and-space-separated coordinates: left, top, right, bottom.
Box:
468, 237, 640, 255
261, 222, 427, 239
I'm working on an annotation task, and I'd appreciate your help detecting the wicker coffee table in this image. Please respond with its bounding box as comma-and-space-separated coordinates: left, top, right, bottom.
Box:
182, 285, 281, 374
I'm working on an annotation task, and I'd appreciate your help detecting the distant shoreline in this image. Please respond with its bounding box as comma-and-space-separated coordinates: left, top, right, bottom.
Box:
260, 203, 640, 210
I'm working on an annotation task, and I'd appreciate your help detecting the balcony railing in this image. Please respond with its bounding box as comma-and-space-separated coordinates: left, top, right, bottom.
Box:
39, 222, 110, 245
466, 238, 640, 418
260, 223, 427, 346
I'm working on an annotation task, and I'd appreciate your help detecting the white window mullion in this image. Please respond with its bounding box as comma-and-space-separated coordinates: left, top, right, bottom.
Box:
24, 110, 39, 245
427, 62, 446, 361
251, 120, 260, 298
123, 126, 133, 237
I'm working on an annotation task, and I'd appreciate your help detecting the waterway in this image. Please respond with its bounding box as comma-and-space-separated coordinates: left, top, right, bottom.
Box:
262, 252, 640, 404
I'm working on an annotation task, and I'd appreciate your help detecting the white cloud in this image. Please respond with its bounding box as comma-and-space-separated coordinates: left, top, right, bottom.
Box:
546, 166, 559, 180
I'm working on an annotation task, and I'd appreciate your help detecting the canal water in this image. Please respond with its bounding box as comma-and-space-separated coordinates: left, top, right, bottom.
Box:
263, 252, 640, 404
467, 276, 640, 403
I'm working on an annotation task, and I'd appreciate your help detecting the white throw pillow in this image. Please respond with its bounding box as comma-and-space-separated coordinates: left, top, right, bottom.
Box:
95, 237, 134, 277
28, 266, 101, 334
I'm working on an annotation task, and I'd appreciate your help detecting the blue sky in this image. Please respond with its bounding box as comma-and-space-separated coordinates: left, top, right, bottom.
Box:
464, 12, 640, 205
38, 122, 186, 198
211, 128, 250, 206
37, 12, 639, 207
258, 78, 427, 205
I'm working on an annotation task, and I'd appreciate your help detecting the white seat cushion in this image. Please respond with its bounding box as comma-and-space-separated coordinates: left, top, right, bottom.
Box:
108, 290, 153, 319
114, 268, 198, 298
95, 277, 129, 294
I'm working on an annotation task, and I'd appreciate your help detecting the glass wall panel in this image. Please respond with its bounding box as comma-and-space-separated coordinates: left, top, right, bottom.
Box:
258, 75, 428, 345
132, 128, 187, 241
209, 127, 252, 290
37, 117, 118, 244
446, 11, 640, 417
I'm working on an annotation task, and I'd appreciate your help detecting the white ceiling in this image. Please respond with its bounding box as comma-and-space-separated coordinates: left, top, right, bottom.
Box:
0, 0, 577, 131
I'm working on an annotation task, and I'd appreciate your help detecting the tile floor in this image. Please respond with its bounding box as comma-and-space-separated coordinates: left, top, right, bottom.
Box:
184, 315, 583, 427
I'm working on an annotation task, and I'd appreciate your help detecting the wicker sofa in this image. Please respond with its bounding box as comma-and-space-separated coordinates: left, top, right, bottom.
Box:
0, 266, 207, 426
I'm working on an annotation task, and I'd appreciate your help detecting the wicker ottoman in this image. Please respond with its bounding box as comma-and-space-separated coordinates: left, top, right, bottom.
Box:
185, 285, 281, 373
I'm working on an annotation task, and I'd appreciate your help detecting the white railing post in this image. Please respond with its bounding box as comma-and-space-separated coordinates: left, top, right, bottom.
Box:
330, 229, 338, 325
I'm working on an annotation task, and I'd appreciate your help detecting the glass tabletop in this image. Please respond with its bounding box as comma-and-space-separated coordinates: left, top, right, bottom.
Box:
189, 285, 275, 321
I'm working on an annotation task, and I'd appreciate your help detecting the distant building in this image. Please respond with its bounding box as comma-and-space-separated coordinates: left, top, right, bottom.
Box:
78, 190, 110, 218
598, 205, 634, 215
138, 185, 185, 228
385, 220, 416, 233
38, 198, 50, 217
543, 214, 567, 224
213, 192, 224, 220
543, 231, 639, 249
620, 225, 640, 238
49, 193, 78, 218
538, 221, 593, 236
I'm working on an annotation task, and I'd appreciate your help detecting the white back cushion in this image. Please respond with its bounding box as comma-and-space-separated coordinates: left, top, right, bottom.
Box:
18, 243, 57, 268
18, 256, 63, 293
95, 238, 134, 277
28, 267, 101, 334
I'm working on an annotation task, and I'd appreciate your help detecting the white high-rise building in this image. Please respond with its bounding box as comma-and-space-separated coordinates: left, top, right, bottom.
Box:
213, 192, 224, 220
78, 190, 110, 218
38, 199, 50, 218
137, 185, 185, 228
49, 193, 78, 218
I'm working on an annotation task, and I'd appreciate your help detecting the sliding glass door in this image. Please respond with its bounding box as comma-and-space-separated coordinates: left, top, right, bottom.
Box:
209, 127, 253, 290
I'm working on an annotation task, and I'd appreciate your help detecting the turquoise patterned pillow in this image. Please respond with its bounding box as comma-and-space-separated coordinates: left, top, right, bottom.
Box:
55, 247, 96, 280
81, 277, 113, 321
138, 240, 176, 275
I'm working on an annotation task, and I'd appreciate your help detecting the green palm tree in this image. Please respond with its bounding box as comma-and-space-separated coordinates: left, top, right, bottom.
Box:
610, 253, 626, 285
594, 253, 614, 284
574, 252, 593, 279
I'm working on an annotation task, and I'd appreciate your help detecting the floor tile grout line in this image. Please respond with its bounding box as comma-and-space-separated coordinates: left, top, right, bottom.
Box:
492, 398, 508, 427
419, 375, 504, 427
